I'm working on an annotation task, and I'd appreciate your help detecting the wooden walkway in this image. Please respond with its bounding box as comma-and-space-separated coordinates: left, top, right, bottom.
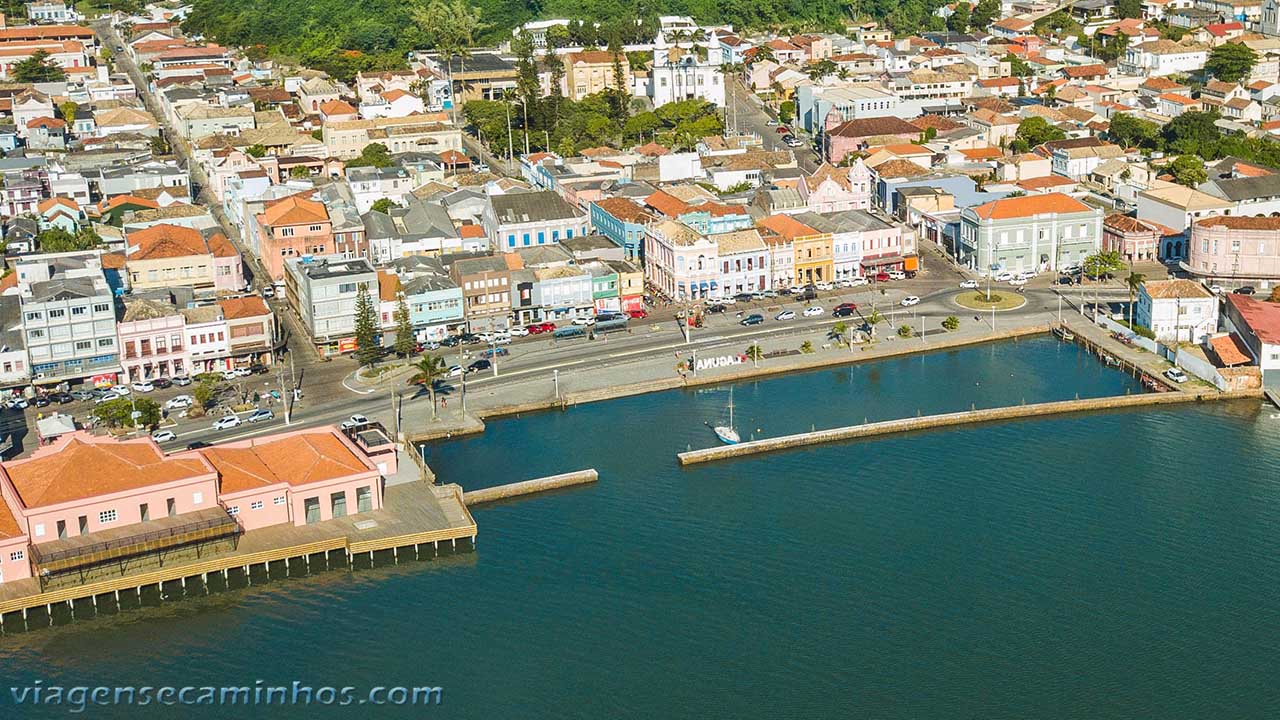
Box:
0, 481, 476, 632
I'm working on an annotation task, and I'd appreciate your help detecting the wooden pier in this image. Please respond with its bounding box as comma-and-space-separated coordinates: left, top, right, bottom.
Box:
0, 481, 476, 634
463, 469, 599, 506
677, 390, 1262, 466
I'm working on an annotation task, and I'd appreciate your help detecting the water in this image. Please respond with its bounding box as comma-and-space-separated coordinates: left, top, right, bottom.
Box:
3, 338, 1279, 719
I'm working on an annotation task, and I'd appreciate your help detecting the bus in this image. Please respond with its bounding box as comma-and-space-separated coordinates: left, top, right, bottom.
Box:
594, 317, 629, 334
553, 326, 587, 340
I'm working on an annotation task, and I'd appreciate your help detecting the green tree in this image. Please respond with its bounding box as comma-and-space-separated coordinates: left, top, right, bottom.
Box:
408, 354, 448, 418
346, 142, 393, 168
1083, 250, 1126, 279
1096, 32, 1129, 63
12, 50, 65, 82
1163, 109, 1221, 156
1117, 0, 1142, 17
37, 227, 100, 253
1205, 43, 1257, 83
193, 378, 219, 409
897, 324, 913, 338
972, 0, 1000, 28
92, 397, 160, 429
393, 294, 416, 357
370, 198, 398, 214
58, 101, 78, 124
942, 315, 960, 331
1015, 116, 1067, 149
1166, 154, 1208, 187
289, 165, 311, 179
149, 135, 171, 156
778, 100, 795, 124
948, 2, 971, 33
1108, 112, 1160, 148
806, 59, 838, 81
623, 111, 661, 143
246, 143, 267, 158
353, 283, 381, 366
1004, 52, 1032, 77
555, 135, 576, 158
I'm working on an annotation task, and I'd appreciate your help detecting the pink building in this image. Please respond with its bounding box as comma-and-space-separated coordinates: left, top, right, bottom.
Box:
193, 426, 392, 531
255, 193, 335, 281
1189, 215, 1280, 281
799, 161, 871, 212
1103, 213, 1168, 263
118, 298, 190, 381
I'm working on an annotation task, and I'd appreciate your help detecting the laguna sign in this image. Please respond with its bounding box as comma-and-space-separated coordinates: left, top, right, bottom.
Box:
694, 354, 747, 372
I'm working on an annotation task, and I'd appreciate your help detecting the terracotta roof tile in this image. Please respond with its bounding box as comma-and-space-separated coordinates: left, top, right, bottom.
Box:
757, 213, 820, 241
969, 192, 1092, 220
261, 194, 328, 226
217, 295, 269, 320
1210, 333, 1252, 366
127, 223, 210, 260
200, 430, 373, 494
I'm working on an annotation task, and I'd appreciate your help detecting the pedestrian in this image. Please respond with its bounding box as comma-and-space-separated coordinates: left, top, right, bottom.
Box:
442, 397, 447, 409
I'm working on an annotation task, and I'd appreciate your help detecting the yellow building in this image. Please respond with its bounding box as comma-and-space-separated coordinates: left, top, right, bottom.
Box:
758, 214, 833, 286
563, 51, 631, 102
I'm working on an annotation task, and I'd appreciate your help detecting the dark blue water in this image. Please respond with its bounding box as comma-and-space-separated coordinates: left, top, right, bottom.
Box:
3, 338, 1278, 719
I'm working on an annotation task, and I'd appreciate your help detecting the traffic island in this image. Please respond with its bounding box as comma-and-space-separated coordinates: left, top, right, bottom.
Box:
953, 291, 1027, 311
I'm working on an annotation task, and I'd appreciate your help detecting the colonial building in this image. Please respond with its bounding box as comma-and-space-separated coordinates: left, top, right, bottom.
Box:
1135, 279, 1218, 343
958, 193, 1102, 274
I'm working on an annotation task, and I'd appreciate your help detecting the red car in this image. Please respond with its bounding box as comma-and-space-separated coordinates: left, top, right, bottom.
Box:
775, 126, 791, 134
527, 322, 557, 334
626, 309, 648, 319
874, 272, 891, 282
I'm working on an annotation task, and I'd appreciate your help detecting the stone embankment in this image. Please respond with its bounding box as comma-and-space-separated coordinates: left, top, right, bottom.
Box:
462, 469, 599, 505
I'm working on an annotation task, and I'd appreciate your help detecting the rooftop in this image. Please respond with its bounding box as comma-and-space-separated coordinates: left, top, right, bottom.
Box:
1143, 279, 1213, 300
968, 192, 1093, 220
198, 429, 373, 495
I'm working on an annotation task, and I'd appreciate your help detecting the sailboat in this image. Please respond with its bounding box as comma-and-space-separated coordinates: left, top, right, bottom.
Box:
713, 388, 741, 445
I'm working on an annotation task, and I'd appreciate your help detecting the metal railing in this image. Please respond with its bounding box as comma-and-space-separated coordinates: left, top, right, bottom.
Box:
31, 512, 240, 565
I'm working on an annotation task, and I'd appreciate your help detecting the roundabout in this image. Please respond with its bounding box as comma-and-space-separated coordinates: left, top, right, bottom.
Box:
952, 290, 1027, 311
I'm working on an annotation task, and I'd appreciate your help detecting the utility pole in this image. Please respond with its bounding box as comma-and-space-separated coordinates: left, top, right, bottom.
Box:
553, 369, 559, 401
279, 369, 291, 424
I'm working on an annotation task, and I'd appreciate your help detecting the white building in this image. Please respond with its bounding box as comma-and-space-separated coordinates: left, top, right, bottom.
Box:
712, 229, 770, 297
647, 34, 725, 108
1135, 279, 1218, 343
644, 220, 721, 300
346, 166, 414, 214
1120, 39, 1209, 77
15, 251, 120, 386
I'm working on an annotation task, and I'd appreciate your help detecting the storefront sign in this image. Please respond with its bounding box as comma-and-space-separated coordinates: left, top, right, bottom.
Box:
694, 354, 746, 372
337, 337, 358, 353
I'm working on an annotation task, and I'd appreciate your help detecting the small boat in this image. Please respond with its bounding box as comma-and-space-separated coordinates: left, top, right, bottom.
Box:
713, 388, 741, 445
1053, 326, 1075, 342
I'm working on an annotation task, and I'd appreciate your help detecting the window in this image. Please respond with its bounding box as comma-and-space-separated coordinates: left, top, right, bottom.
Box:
48, 308, 64, 319
139, 503, 149, 522
75, 340, 91, 351
274, 496, 286, 505
339, 283, 357, 294
24, 311, 41, 322
99, 509, 117, 524
251, 500, 264, 510
71, 305, 86, 316
227, 505, 240, 516
94, 303, 109, 313
280, 227, 295, 237
33, 523, 44, 537
9, 550, 23, 562
193, 491, 203, 505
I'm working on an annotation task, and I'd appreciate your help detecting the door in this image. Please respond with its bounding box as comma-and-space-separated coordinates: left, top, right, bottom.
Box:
78, 516, 88, 536
304, 497, 321, 525
357, 486, 373, 513
331, 491, 347, 519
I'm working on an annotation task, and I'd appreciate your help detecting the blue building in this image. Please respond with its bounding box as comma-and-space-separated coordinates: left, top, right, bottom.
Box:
590, 197, 651, 260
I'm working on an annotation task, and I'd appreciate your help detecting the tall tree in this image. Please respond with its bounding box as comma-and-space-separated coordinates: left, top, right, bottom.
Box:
948, 2, 971, 33
1116, 0, 1142, 18
971, 0, 1000, 29
608, 34, 630, 123
393, 294, 416, 357
408, 354, 448, 418
353, 283, 381, 366
12, 50, 65, 83
512, 29, 541, 133
1205, 43, 1257, 83
1166, 155, 1208, 187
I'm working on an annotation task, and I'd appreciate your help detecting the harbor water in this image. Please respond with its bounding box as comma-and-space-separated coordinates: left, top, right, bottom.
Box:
2, 337, 1278, 718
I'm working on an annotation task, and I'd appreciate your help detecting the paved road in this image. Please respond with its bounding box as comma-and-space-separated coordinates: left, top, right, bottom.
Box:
726, 77, 819, 173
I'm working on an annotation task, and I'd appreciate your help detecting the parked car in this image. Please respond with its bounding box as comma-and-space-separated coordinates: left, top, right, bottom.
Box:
248, 364, 269, 375
221, 370, 238, 381
131, 381, 155, 393
900, 296, 921, 307
874, 272, 891, 282
172, 375, 192, 386
49, 392, 74, 404
33, 395, 50, 408
481, 347, 510, 358
112, 385, 132, 396
5, 397, 28, 410
1209, 285, 1225, 295
814, 281, 834, 291
212, 415, 241, 431
152, 377, 173, 389
440, 335, 462, 347
740, 313, 765, 326
489, 333, 512, 345
959, 279, 980, 289
165, 395, 194, 411
1164, 367, 1189, 383
761, 290, 780, 298
995, 271, 1015, 282
460, 333, 482, 345
887, 270, 907, 280
247, 408, 275, 423
1234, 286, 1257, 295
626, 309, 649, 319
1009, 277, 1028, 287
734, 292, 755, 302
705, 304, 727, 314
766, 119, 779, 126
71, 390, 95, 401
776, 125, 791, 134
508, 326, 530, 337
718, 296, 737, 306
447, 364, 464, 377
151, 430, 176, 443
775, 310, 797, 321
340, 412, 371, 427
466, 359, 492, 374
94, 392, 118, 405
261, 286, 275, 299
572, 316, 597, 326
529, 322, 557, 334
848, 277, 869, 287
803, 306, 825, 317
796, 286, 818, 301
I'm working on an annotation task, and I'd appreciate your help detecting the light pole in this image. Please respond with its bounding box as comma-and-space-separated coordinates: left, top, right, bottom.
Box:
553, 369, 559, 401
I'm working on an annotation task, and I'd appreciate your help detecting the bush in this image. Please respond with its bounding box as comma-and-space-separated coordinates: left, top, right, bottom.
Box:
897, 324, 913, 338
91, 397, 160, 428
942, 315, 960, 331
800, 340, 814, 353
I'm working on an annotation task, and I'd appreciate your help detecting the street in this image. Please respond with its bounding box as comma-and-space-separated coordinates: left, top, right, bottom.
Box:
725, 77, 820, 173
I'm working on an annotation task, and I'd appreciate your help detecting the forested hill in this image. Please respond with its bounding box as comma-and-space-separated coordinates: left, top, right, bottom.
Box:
181, 0, 894, 81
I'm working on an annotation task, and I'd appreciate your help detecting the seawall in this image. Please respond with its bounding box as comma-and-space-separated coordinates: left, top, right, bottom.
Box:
677, 389, 1263, 465
462, 469, 599, 505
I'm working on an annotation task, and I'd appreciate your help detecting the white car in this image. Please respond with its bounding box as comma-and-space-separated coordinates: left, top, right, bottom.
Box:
164, 395, 194, 411
211, 415, 241, 431
775, 310, 797, 321
572, 316, 596, 326
508, 326, 530, 337
995, 271, 1015, 282
887, 270, 907, 280
814, 281, 834, 291
94, 392, 119, 405
787, 285, 806, 295
1009, 277, 1028, 287
1209, 285, 1224, 295
111, 385, 132, 396
172, 375, 192, 386
131, 381, 155, 393
247, 408, 274, 423
1017, 270, 1037, 280
900, 296, 921, 307
151, 430, 176, 443
1164, 367, 1189, 383
717, 296, 737, 306
5, 397, 28, 410
490, 333, 512, 345
803, 306, 825, 317
766, 119, 779, 126
959, 279, 980, 289
848, 277, 869, 287
447, 364, 463, 377
340, 414, 369, 429
221, 370, 239, 381
234, 367, 252, 377
261, 286, 275, 299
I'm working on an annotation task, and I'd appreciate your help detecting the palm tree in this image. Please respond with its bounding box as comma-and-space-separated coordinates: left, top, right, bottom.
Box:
745, 342, 764, 367
408, 354, 448, 419
1126, 269, 1146, 326
831, 321, 849, 345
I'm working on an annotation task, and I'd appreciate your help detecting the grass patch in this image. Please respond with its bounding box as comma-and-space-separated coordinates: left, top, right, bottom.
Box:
953, 291, 1027, 311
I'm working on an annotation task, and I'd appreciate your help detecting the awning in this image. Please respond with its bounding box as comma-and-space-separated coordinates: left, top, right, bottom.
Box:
861, 255, 905, 268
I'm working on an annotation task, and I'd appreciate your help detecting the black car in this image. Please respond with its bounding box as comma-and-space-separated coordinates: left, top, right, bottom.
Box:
705, 304, 727, 313
152, 377, 173, 389
466, 358, 492, 374
460, 333, 483, 345
1234, 286, 1257, 295
833, 305, 858, 318
734, 292, 754, 302
740, 313, 765, 326
796, 286, 818, 301
50, 392, 74, 404
248, 363, 268, 374
33, 395, 51, 407
440, 335, 462, 347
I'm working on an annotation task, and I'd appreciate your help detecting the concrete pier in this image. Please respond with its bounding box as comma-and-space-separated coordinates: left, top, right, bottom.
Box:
677, 390, 1262, 465
463, 469, 599, 505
